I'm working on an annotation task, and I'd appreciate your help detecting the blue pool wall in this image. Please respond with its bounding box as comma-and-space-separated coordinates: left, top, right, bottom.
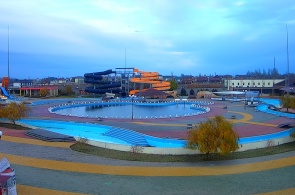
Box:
257, 98, 295, 118
19, 98, 295, 154
48, 100, 213, 119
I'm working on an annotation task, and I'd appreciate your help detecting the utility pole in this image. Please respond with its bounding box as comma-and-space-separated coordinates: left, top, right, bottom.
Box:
286, 23, 290, 87
7, 25, 10, 91
8, 25, 10, 78
272, 57, 275, 96
124, 47, 126, 68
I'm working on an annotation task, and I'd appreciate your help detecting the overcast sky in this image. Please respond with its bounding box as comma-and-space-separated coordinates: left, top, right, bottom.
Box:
0, 0, 294, 79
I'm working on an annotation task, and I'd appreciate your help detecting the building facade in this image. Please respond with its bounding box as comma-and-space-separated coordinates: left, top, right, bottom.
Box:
224, 78, 285, 95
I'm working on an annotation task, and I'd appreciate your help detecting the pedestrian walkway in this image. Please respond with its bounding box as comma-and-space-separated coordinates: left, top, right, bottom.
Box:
1, 135, 295, 194
2, 150, 295, 176
1, 99, 295, 194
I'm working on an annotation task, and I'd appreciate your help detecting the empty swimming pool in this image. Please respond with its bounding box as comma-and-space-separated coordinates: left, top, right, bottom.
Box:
21, 98, 293, 150
18, 118, 293, 148
50, 100, 211, 119
19, 119, 186, 148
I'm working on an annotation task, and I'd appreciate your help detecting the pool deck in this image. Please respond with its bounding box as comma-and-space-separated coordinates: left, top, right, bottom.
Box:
1, 99, 295, 194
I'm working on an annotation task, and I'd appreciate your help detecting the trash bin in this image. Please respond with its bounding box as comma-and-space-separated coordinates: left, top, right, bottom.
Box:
0, 175, 17, 195
0, 158, 17, 195
0, 176, 10, 195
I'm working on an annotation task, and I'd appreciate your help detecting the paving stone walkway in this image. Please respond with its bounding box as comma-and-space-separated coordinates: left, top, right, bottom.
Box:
1, 99, 295, 195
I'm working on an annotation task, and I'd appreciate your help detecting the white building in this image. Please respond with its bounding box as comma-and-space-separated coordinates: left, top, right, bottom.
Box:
224, 78, 285, 95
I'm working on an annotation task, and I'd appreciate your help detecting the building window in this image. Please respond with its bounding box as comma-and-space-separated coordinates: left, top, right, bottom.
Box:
243, 83, 245, 85
238, 83, 239, 85
248, 82, 250, 85
268, 82, 270, 85
258, 82, 260, 85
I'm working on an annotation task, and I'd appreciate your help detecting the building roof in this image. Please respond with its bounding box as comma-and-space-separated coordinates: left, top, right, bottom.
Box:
135, 88, 168, 97
20, 86, 58, 90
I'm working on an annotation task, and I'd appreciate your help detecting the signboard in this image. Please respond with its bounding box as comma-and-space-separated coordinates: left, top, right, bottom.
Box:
0, 158, 10, 173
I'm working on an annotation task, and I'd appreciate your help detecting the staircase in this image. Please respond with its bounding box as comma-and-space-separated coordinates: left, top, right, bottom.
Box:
103, 128, 150, 147
25, 129, 76, 142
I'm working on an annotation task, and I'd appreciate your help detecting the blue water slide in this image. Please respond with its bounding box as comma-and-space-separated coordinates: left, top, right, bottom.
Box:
84, 69, 122, 94
0, 87, 14, 99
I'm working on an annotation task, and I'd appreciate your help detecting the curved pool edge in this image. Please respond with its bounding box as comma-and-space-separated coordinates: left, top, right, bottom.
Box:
48, 100, 213, 119
15, 96, 295, 155
16, 118, 295, 155
82, 134, 295, 155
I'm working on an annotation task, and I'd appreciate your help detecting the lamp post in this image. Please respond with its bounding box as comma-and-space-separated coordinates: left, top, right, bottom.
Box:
76, 87, 79, 96
129, 95, 136, 120
182, 98, 188, 107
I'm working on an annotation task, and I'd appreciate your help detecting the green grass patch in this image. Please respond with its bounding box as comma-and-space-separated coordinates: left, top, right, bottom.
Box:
71, 141, 295, 162
0, 122, 31, 130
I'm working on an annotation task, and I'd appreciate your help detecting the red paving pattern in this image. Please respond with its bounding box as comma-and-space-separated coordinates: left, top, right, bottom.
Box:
2, 100, 292, 140
235, 125, 286, 137
137, 102, 294, 139
262, 117, 293, 125
0, 128, 31, 139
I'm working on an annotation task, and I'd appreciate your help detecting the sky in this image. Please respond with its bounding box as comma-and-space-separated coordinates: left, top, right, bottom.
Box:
0, 0, 295, 79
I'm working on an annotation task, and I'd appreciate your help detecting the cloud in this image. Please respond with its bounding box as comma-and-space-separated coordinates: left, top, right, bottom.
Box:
0, 0, 294, 78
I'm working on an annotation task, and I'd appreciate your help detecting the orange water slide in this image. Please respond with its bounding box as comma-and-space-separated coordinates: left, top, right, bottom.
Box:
129, 68, 170, 95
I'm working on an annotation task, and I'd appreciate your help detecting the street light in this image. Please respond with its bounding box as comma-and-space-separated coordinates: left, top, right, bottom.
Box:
182, 98, 188, 107
76, 87, 79, 96
129, 95, 136, 120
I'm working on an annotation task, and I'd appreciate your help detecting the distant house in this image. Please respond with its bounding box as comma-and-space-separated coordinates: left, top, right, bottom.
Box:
0, 79, 33, 95
162, 75, 182, 83
195, 76, 208, 83
73, 76, 84, 84
57, 78, 68, 84
209, 76, 222, 83
162, 75, 174, 81
181, 75, 194, 84
41, 77, 53, 85
10, 79, 33, 88
20, 86, 58, 97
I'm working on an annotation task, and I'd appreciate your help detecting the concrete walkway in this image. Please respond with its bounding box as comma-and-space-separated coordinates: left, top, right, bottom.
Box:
1, 99, 295, 194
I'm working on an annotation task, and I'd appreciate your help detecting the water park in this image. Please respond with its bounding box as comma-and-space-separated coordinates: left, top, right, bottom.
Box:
2, 69, 295, 195
10, 97, 290, 154
84, 68, 172, 96
1, 2, 295, 193
1, 67, 294, 155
